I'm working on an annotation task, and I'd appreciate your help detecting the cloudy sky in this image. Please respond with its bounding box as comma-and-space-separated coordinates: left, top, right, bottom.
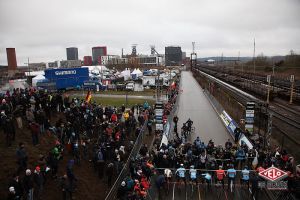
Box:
0, 0, 299, 65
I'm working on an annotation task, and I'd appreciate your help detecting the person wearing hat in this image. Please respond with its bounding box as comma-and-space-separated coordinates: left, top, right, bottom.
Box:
34, 166, 44, 199
9, 174, 23, 200
7, 186, 20, 200
106, 162, 114, 186
2, 114, 15, 147
117, 181, 127, 200
60, 174, 74, 200
23, 169, 34, 200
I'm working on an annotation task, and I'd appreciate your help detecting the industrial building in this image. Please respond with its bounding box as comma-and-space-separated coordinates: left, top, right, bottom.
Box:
28, 63, 47, 71
60, 60, 81, 68
92, 46, 107, 65
83, 56, 93, 66
66, 47, 79, 60
165, 46, 182, 66
48, 61, 59, 68
132, 55, 163, 67
101, 55, 120, 65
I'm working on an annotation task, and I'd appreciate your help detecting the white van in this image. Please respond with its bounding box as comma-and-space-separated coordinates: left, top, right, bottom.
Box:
126, 82, 134, 91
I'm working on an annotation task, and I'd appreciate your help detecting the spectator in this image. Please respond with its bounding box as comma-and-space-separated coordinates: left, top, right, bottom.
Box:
23, 169, 34, 200
34, 166, 44, 199
16, 142, 28, 173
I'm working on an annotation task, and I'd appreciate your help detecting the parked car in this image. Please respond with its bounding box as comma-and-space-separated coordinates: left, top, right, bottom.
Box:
126, 82, 134, 91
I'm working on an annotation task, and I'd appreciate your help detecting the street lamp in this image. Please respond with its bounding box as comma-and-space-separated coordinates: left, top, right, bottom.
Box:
24, 57, 30, 76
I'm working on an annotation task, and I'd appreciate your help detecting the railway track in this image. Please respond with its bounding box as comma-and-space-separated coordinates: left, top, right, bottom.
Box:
270, 108, 300, 129
198, 65, 300, 98
273, 101, 300, 116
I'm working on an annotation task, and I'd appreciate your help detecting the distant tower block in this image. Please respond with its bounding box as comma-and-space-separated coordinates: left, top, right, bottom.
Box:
150, 45, 155, 55
6, 48, 17, 70
132, 44, 137, 56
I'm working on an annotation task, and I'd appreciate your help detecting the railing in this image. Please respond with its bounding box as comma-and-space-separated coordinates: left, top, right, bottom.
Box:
105, 120, 148, 200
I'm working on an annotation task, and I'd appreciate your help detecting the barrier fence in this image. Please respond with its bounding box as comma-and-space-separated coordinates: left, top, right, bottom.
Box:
105, 120, 148, 200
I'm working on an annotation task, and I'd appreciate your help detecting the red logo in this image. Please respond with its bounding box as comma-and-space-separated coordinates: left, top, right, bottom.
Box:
259, 166, 288, 182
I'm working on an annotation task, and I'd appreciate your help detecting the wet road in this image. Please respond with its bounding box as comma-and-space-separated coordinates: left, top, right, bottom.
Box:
176, 71, 231, 144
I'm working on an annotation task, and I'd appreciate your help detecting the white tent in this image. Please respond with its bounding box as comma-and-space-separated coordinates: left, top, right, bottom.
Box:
1, 79, 29, 92
83, 65, 109, 76
32, 74, 46, 87
121, 68, 131, 81
131, 68, 143, 79
94, 65, 109, 72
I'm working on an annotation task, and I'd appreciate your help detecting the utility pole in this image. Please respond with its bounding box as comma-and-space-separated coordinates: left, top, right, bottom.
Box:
289, 75, 295, 104
267, 75, 271, 104
24, 57, 30, 76
190, 42, 197, 71
253, 38, 256, 74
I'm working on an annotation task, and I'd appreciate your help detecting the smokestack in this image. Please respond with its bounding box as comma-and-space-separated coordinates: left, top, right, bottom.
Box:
6, 48, 17, 70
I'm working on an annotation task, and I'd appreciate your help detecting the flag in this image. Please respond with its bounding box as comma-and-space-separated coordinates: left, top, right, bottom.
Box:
85, 90, 92, 103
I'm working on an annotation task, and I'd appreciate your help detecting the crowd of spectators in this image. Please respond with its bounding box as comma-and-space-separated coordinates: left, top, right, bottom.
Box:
148, 120, 300, 199
1, 88, 152, 200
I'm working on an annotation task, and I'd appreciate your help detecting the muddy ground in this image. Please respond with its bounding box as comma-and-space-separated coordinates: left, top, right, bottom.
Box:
0, 112, 154, 200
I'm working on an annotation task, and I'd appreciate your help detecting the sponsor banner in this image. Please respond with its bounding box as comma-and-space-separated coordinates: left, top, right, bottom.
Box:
155, 110, 163, 116
246, 113, 254, 118
246, 102, 255, 108
227, 121, 237, 136
239, 134, 253, 149
245, 117, 254, 123
219, 110, 239, 138
223, 111, 232, 122
155, 103, 164, 109
246, 110, 254, 114
156, 123, 163, 131
55, 70, 76, 76
155, 119, 163, 124
220, 111, 231, 126
155, 109, 163, 113
155, 116, 163, 120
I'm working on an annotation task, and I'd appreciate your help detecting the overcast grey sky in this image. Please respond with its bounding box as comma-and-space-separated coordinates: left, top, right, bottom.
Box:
0, 0, 299, 65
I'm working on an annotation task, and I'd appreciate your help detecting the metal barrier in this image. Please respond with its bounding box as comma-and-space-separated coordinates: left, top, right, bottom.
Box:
105, 121, 148, 200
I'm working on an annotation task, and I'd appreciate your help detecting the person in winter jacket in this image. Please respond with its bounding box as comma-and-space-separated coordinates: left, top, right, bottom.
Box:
9, 174, 23, 199
23, 169, 34, 200
16, 143, 28, 174
34, 166, 44, 199
7, 187, 20, 200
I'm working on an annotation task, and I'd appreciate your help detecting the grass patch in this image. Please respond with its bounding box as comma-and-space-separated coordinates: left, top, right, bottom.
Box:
67, 89, 157, 96
71, 96, 155, 107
